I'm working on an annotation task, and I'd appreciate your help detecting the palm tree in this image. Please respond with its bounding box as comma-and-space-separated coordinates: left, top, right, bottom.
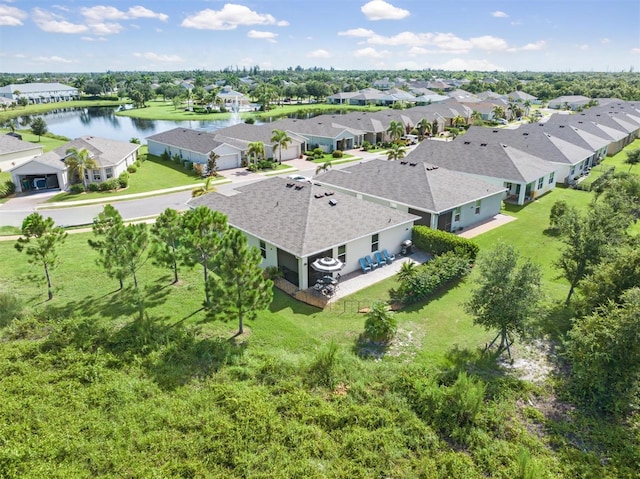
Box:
386, 120, 404, 143
247, 141, 265, 168
492, 105, 505, 121
452, 115, 466, 128
397, 261, 416, 281
416, 118, 432, 140
64, 147, 98, 190
191, 176, 216, 198
386, 143, 406, 161
271, 129, 292, 164
315, 161, 332, 175
523, 100, 532, 116
207, 151, 220, 177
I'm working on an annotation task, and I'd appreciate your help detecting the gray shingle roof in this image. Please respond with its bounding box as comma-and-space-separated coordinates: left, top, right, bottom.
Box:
146, 128, 225, 154
188, 177, 418, 257
409, 138, 557, 183
522, 123, 610, 152
55, 136, 140, 167
316, 159, 505, 213
0, 133, 42, 155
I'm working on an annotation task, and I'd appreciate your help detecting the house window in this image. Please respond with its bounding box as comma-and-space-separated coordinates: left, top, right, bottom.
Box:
537, 177, 544, 189
105, 167, 113, 179
474, 200, 481, 215
338, 245, 346, 264
454, 207, 461, 222
569, 166, 575, 176
92, 171, 101, 181
549, 172, 555, 184
371, 234, 379, 253
259, 240, 266, 259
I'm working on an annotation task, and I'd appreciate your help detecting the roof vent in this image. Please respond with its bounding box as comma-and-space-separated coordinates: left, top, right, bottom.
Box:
522, 132, 529, 136
314, 194, 324, 199
294, 184, 304, 190
409, 162, 417, 167
286, 182, 295, 188
324, 191, 334, 196
492, 130, 499, 133
328, 199, 337, 206
480, 143, 487, 147
464, 141, 471, 144
400, 160, 408, 165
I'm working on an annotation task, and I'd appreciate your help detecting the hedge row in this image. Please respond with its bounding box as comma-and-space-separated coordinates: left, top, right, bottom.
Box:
412, 225, 479, 260
392, 252, 471, 304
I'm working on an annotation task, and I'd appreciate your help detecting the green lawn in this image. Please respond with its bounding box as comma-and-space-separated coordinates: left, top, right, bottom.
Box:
309, 153, 357, 164
579, 138, 640, 187
46, 150, 206, 203
0, 129, 68, 152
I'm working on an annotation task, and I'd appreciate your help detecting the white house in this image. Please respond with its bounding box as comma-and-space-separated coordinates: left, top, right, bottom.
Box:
0, 133, 44, 172
10, 136, 139, 193
188, 177, 418, 290
0, 83, 79, 104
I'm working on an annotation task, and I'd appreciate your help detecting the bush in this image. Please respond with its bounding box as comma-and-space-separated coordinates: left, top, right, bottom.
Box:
127, 164, 137, 173
172, 154, 182, 165
118, 172, 129, 188
0, 292, 23, 327
0, 179, 16, 198
99, 179, 118, 191
392, 251, 471, 304
192, 163, 204, 176
160, 149, 171, 162
332, 150, 343, 158
135, 160, 141, 168
88, 182, 100, 192
363, 302, 397, 343
69, 183, 85, 194
412, 225, 479, 260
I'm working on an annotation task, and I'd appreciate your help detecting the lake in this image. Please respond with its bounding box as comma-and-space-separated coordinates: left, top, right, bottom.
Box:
13, 106, 260, 144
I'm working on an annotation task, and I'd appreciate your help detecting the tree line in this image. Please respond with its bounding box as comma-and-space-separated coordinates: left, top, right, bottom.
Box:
14, 205, 273, 335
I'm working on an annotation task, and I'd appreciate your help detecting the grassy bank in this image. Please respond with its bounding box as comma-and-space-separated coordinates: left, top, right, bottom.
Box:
0, 99, 125, 122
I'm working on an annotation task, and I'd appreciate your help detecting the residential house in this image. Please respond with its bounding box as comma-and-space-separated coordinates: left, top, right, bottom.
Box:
146, 127, 245, 171
463, 126, 595, 184
507, 91, 540, 104
216, 122, 306, 160
188, 177, 418, 290
0, 82, 79, 104
547, 95, 592, 110
0, 133, 43, 172
10, 136, 139, 192
409, 138, 558, 205
546, 113, 631, 156
315, 159, 506, 232
275, 117, 362, 153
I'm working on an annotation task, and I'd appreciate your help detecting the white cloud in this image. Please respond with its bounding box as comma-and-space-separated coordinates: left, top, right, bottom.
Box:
470, 35, 509, 51
433, 58, 505, 71
33, 55, 74, 64
89, 22, 124, 35
361, 1, 409, 21
601, 38, 611, 44
32, 8, 88, 34
81, 36, 107, 42
579, 44, 589, 51
81, 5, 168, 22
631, 47, 640, 54
132, 52, 183, 63
181, 4, 284, 30
492, 11, 508, 18
407, 46, 429, 56
338, 27, 376, 37
0, 4, 27, 26
353, 47, 389, 59
518, 40, 546, 51
248, 30, 278, 43
308, 49, 331, 58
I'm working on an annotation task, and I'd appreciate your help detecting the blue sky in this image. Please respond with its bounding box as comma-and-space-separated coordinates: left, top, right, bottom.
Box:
1, 0, 638, 73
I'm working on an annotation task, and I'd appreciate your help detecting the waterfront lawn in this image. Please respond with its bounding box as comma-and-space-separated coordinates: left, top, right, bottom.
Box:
0, 129, 68, 152
46, 150, 205, 203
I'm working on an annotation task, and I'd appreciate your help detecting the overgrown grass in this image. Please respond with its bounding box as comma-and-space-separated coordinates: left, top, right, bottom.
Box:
46, 149, 205, 203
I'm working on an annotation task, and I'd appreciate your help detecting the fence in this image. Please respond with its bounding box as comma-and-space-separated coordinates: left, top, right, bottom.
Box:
274, 278, 376, 312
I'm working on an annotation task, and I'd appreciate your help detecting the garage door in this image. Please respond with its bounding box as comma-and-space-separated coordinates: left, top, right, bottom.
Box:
217, 154, 240, 171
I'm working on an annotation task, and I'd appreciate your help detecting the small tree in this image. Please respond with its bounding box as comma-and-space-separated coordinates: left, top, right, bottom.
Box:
386, 120, 404, 143
386, 143, 406, 161
247, 141, 265, 168
465, 243, 542, 358
315, 161, 332, 175
548, 199, 569, 232
88, 205, 126, 289
207, 228, 273, 335
181, 206, 228, 306
191, 176, 216, 198
207, 150, 219, 177
150, 208, 183, 284
624, 149, 640, 173
65, 147, 98, 190
271, 129, 292, 164
30, 117, 48, 141
15, 213, 67, 300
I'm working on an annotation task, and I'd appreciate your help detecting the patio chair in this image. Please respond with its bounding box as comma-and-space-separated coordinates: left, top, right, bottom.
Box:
359, 257, 371, 273
375, 251, 386, 266
365, 255, 378, 269
383, 249, 395, 263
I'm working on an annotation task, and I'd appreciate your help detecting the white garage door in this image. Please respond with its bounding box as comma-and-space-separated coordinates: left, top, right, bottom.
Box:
217, 154, 240, 171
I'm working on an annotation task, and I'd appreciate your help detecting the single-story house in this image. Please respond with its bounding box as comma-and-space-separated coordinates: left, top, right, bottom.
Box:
463, 126, 596, 184
213, 123, 306, 161
314, 159, 506, 232
0, 134, 43, 172
547, 95, 592, 110
274, 118, 363, 153
410, 138, 558, 205
188, 177, 418, 290
147, 127, 245, 171
10, 136, 139, 193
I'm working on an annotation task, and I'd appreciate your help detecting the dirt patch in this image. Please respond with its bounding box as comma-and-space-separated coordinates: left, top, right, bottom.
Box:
497, 339, 554, 384
357, 322, 425, 360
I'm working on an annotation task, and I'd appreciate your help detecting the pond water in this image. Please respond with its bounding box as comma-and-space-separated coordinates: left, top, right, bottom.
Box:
13, 106, 262, 144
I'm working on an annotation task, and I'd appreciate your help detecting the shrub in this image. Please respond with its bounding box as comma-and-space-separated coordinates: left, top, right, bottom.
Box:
363, 302, 397, 343
312, 147, 324, 159
412, 225, 479, 260
118, 172, 129, 188
69, 183, 85, 194
192, 163, 204, 176
135, 160, 141, 168
332, 150, 343, 158
88, 182, 100, 192
0, 179, 16, 198
99, 179, 118, 191
127, 164, 137, 173
172, 154, 182, 165
244, 117, 255, 124
160, 149, 171, 162
0, 292, 23, 327
362, 140, 372, 151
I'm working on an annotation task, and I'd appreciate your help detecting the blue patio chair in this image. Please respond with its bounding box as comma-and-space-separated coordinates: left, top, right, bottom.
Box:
375, 251, 386, 266
359, 257, 371, 273
383, 249, 395, 263
365, 255, 378, 269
